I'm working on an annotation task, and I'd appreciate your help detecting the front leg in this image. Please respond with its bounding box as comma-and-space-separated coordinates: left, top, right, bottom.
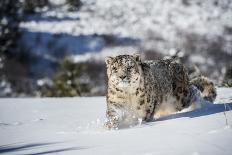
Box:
143, 89, 156, 122
105, 107, 119, 129
105, 101, 124, 130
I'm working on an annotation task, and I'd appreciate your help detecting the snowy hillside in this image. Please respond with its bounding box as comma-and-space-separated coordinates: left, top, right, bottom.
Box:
19, 0, 232, 80
0, 87, 232, 155
21, 0, 232, 57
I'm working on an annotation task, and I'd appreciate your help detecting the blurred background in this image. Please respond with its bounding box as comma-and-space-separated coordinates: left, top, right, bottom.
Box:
0, 0, 231, 97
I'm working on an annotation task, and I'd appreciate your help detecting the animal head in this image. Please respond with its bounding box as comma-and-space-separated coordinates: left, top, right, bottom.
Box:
105, 54, 142, 88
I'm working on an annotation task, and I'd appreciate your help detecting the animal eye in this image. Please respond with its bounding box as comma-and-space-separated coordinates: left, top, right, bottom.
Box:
127, 68, 130, 71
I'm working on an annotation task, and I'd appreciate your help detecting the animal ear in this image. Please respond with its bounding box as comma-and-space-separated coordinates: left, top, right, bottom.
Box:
105, 56, 113, 65
133, 54, 141, 62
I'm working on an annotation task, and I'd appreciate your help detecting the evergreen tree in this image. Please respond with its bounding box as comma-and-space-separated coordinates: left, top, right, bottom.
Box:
0, 0, 21, 57
66, 0, 82, 12
42, 58, 90, 97
0, 0, 21, 96
22, 0, 50, 14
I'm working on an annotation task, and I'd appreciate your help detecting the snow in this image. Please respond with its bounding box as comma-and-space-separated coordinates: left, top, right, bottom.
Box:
17, 0, 232, 84
20, 0, 232, 61
0, 87, 232, 154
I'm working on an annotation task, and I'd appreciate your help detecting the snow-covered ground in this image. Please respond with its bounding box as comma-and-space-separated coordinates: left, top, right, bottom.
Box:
0, 87, 232, 155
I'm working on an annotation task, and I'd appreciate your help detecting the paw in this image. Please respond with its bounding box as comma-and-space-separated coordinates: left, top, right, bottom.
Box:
104, 117, 119, 130
104, 121, 114, 130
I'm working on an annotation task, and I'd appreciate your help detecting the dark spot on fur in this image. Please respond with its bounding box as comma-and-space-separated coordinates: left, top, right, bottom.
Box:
146, 109, 151, 113
147, 97, 150, 103
110, 90, 116, 95
107, 110, 116, 117
140, 100, 145, 105
177, 87, 182, 93
117, 95, 124, 99
198, 85, 204, 92
204, 96, 213, 102
116, 88, 123, 92
172, 83, 176, 90
136, 88, 139, 96
183, 90, 188, 96
137, 106, 141, 110
140, 94, 145, 98
113, 103, 123, 108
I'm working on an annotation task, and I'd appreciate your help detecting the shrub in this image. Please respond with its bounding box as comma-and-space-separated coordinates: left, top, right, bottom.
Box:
66, 0, 82, 12
41, 58, 90, 97
22, 0, 50, 14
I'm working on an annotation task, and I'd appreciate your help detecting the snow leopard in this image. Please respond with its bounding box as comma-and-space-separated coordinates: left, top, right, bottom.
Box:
105, 54, 216, 129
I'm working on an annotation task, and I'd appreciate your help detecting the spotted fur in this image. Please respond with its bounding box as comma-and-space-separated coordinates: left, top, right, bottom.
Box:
105, 54, 216, 129
190, 76, 217, 102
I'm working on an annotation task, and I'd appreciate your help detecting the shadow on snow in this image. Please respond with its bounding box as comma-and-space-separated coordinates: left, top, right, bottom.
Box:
155, 102, 232, 122
0, 142, 86, 154
19, 28, 140, 77
24, 13, 80, 22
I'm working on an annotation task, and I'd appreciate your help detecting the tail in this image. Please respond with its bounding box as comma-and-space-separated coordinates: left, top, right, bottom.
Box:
190, 76, 217, 102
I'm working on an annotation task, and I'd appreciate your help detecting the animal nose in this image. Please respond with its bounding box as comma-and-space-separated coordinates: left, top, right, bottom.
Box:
119, 75, 126, 80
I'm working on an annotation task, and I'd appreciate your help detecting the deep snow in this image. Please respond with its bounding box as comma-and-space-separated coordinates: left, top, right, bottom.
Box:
0, 87, 232, 155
